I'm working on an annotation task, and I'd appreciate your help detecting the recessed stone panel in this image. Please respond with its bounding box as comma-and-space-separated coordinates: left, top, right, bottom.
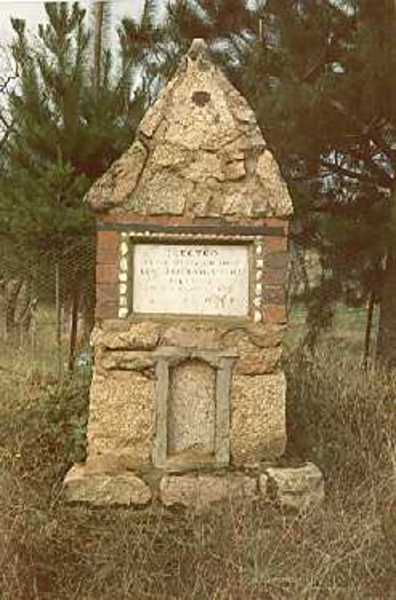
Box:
168, 359, 216, 460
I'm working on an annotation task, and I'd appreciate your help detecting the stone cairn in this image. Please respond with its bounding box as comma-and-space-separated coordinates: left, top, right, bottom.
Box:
64, 39, 324, 512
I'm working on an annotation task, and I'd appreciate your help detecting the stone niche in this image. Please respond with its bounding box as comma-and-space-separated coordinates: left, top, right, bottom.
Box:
64, 39, 303, 509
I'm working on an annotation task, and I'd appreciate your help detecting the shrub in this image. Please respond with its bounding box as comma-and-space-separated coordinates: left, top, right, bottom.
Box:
0, 376, 89, 488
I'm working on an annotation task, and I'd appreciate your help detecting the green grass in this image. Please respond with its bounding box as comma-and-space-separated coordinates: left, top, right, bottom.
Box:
0, 305, 90, 384
286, 302, 379, 357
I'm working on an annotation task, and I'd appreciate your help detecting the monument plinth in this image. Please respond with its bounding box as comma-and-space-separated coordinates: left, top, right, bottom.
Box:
64, 39, 302, 509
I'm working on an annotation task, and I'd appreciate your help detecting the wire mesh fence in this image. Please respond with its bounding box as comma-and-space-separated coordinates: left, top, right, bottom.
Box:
0, 234, 377, 383
0, 237, 95, 383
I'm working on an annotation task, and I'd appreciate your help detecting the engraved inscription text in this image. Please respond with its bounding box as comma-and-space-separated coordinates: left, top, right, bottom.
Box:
132, 243, 249, 316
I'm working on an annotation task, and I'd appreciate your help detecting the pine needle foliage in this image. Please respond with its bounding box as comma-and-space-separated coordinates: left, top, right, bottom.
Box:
143, 0, 396, 357
0, 2, 147, 253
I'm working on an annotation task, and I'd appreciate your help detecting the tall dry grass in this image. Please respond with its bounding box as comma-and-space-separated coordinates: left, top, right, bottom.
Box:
0, 342, 394, 599
286, 345, 396, 489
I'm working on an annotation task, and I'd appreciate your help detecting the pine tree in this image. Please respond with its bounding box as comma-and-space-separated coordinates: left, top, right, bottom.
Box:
150, 0, 396, 362
0, 2, 148, 350
1, 2, 148, 247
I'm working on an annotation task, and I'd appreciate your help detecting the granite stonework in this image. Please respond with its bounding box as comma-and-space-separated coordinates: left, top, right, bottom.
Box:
86, 370, 154, 468
63, 39, 324, 510
230, 372, 287, 465
266, 463, 325, 512
160, 473, 257, 511
86, 42, 292, 218
65, 466, 152, 506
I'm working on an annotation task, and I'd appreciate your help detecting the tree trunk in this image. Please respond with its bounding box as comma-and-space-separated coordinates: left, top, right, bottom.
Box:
377, 252, 396, 365
81, 278, 95, 347
5, 279, 23, 338
92, 2, 111, 93
93, 2, 105, 92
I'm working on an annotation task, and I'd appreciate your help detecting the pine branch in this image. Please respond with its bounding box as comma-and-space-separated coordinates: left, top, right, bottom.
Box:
346, 147, 394, 189
141, 0, 157, 30
0, 119, 15, 152
328, 99, 396, 167
319, 160, 383, 187
0, 62, 19, 150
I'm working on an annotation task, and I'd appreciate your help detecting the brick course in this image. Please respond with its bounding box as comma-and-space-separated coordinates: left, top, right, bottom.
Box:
96, 231, 120, 263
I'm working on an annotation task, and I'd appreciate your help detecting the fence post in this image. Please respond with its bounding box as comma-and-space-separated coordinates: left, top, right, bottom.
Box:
68, 285, 80, 373
363, 290, 375, 371
55, 260, 63, 382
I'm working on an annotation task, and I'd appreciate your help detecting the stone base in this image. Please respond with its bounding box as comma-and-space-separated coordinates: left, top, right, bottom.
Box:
63, 462, 325, 512
63, 465, 152, 507
160, 473, 257, 511
265, 462, 325, 512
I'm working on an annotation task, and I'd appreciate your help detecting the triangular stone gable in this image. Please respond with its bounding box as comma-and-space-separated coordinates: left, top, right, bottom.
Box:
87, 39, 293, 218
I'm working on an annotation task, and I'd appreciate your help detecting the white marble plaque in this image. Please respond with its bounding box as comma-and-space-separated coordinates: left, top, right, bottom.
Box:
132, 243, 249, 316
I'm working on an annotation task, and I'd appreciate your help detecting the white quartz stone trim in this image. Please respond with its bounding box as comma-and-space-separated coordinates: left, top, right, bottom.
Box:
119, 257, 128, 272
128, 232, 258, 242
119, 233, 129, 318
120, 241, 129, 256
253, 241, 264, 316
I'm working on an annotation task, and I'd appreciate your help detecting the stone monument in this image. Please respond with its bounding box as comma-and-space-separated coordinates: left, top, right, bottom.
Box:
64, 40, 323, 510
